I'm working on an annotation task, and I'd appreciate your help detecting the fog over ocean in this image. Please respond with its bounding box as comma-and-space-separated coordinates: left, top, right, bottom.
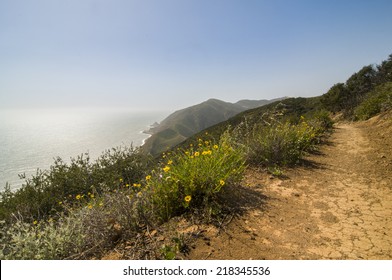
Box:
0, 108, 168, 191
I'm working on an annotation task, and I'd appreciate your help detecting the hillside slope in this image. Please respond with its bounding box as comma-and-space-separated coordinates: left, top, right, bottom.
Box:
188, 115, 392, 259
177, 96, 324, 150
142, 98, 282, 155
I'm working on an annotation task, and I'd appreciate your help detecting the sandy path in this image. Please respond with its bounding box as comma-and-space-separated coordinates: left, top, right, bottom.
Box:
189, 122, 392, 259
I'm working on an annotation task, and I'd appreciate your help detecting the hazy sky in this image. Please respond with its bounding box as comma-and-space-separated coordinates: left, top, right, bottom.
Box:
1, 0, 392, 111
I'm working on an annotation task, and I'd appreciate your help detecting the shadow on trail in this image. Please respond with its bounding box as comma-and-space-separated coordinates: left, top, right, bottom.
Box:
299, 158, 326, 170
218, 184, 269, 216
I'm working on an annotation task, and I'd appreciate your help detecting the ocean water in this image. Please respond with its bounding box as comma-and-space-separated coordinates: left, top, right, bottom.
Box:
0, 108, 168, 191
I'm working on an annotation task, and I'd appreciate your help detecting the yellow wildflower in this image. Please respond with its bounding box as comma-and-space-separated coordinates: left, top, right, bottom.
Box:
88, 204, 93, 209
213, 145, 219, 149
146, 175, 151, 181
126, 183, 130, 187
119, 178, 123, 182
194, 152, 200, 157
163, 166, 170, 172
204, 140, 209, 145
90, 194, 94, 199
184, 195, 192, 203
33, 220, 38, 225
202, 150, 212, 156
76, 194, 81, 200
219, 179, 225, 186
167, 160, 173, 165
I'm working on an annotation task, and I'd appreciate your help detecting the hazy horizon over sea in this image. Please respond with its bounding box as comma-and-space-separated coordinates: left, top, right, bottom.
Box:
0, 107, 169, 191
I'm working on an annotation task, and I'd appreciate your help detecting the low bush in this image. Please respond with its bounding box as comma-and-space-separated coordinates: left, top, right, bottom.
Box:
354, 82, 392, 120
0, 146, 152, 223
239, 113, 331, 167
0, 212, 85, 260
0, 187, 154, 260
145, 131, 246, 221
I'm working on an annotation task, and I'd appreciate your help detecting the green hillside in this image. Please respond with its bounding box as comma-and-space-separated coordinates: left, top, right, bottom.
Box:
321, 54, 392, 118
142, 98, 282, 155
176, 96, 325, 150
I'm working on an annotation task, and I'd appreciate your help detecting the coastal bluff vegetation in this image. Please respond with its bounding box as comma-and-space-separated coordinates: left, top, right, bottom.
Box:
1, 54, 391, 260
142, 97, 284, 155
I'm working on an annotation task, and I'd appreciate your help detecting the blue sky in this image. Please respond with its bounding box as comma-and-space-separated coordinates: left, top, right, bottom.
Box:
1, 0, 391, 111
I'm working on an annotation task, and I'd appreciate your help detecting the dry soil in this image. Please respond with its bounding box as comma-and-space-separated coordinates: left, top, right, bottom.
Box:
188, 115, 392, 259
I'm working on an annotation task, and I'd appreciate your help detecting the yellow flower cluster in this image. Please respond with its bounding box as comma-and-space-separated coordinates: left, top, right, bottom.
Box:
75, 193, 96, 200
163, 166, 170, 172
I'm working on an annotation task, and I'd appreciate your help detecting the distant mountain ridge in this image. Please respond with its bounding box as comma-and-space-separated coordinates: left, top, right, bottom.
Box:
142, 97, 285, 155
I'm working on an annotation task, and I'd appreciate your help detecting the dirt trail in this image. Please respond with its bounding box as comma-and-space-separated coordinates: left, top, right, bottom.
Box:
189, 119, 392, 259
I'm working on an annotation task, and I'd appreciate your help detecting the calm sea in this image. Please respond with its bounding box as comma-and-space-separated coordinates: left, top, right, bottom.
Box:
0, 108, 169, 191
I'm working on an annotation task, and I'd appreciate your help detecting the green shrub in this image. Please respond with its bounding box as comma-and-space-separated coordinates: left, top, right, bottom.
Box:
0, 146, 152, 223
354, 82, 392, 120
0, 213, 85, 260
0, 186, 154, 260
244, 114, 329, 167
307, 109, 334, 131
145, 132, 246, 221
